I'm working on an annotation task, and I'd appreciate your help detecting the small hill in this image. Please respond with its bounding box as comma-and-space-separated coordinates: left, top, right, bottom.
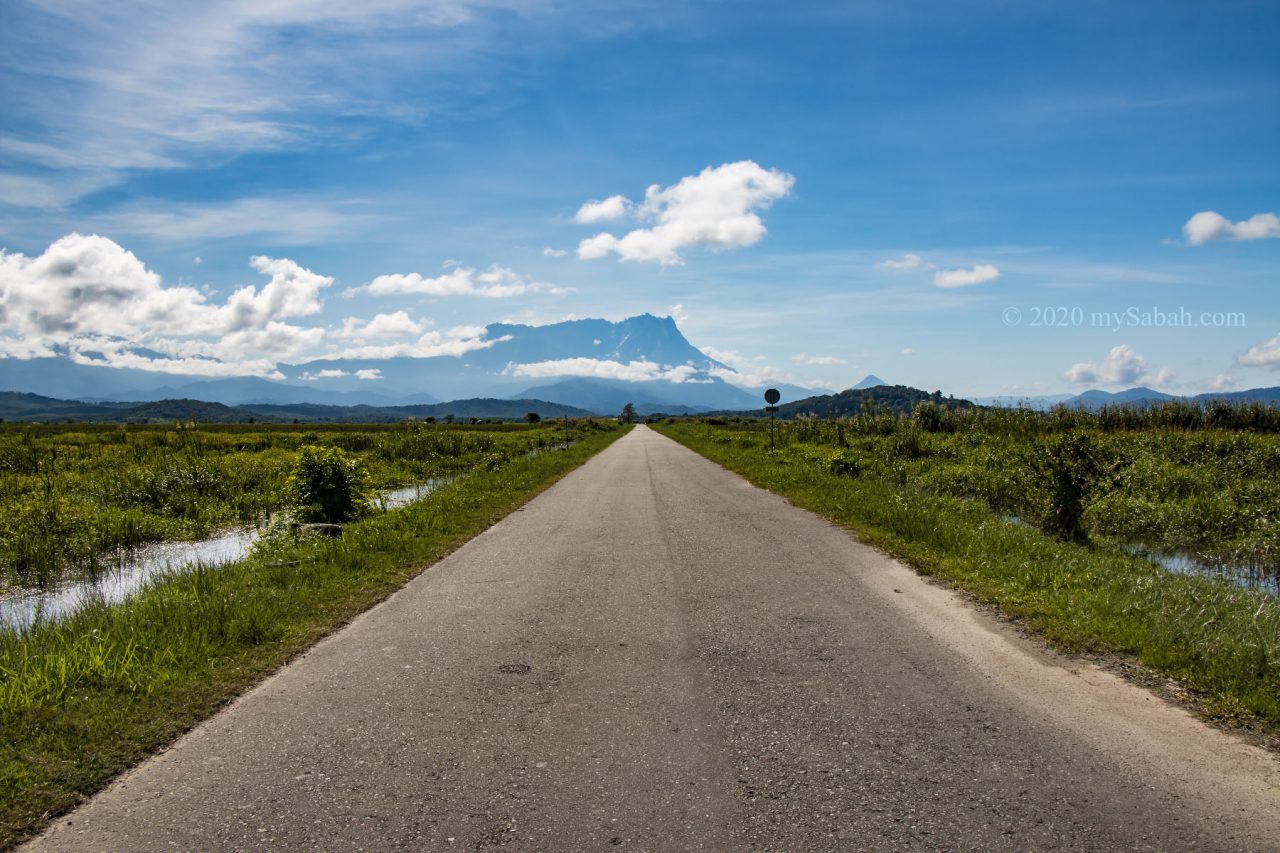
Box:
116, 399, 264, 423
712, 384, 974, 418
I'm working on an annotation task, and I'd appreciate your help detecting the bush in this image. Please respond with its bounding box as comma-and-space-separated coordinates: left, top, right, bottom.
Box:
289, 445, 370, 524
1034, 431, 1102, 542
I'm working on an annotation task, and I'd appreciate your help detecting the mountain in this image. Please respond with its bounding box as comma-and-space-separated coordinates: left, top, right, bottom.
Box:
514, 378, 707, 415
242, 399, 594, 423
1193, 386, 1280, 406
1063, 387, 1173, 409
969, 393, 1075, 410
0, 315, 867, 413
851, 374, 888, 390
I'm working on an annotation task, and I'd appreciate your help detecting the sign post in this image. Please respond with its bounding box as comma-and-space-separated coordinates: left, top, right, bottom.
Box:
764, 388, 780, 451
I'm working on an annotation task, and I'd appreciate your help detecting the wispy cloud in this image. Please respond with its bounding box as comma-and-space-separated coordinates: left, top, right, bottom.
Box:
505, 357, 700, 383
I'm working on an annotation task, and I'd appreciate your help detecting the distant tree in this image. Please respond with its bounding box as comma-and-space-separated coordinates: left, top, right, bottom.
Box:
444, 413, 456, 424
424, 416, 436, 424
525, 412, 542, 423
620, 403, 636, 424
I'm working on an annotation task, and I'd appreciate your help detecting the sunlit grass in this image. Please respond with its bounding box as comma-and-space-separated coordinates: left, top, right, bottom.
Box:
0, 422, 628, 848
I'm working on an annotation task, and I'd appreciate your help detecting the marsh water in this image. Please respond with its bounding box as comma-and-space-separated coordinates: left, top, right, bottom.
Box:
0, 479, 450, 631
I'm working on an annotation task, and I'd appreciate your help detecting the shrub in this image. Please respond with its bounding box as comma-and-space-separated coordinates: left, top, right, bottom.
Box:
289, 445, 370, 524
1034, 431, 1102, 542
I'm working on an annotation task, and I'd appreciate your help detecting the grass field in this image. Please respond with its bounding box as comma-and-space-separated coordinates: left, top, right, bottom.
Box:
654, 406, 1279, 734
0, 420, 584, 591
0, 420, 628, 848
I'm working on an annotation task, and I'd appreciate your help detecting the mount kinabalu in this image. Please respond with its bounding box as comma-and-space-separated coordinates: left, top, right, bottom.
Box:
0, 314, 798, 413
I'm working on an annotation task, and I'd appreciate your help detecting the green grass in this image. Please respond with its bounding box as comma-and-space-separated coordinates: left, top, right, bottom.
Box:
0, 423, 628, 849
0, 420, 590, 589
655, 420, 1280, 732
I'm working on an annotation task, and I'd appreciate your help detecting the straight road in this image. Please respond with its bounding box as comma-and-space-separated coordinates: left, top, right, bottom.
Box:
30, 426, 1280, 851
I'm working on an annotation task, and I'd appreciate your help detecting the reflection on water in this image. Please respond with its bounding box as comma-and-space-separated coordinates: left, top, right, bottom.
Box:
1120, 543, 1278, 598
1, 480, 449, 631
0, 529, 259, 630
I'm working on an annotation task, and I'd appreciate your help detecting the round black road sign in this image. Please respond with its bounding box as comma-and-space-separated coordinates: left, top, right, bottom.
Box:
764, 388, 781, 405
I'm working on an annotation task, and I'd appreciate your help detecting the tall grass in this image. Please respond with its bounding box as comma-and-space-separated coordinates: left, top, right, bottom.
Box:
0, 420, 604, 590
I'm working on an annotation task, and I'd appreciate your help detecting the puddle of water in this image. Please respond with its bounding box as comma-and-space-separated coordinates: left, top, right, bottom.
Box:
1120, 543, 1278, 598
0, 529, 259, 630
1, 480, 449, 632
998, 513, 1278, 598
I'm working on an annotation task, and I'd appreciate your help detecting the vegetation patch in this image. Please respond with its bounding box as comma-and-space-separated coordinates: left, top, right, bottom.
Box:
0, 421, 627, 848
655, 410, 1279, 734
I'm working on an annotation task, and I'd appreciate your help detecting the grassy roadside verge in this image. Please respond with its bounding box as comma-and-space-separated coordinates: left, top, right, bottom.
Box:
0, 425, 629, 848
654, 422, 1279, 732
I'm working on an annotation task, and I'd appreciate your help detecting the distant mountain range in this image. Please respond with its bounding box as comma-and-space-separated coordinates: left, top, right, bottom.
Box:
0, 392, 595, 424
972, 386, 1280, 411
0, 314, 828, 414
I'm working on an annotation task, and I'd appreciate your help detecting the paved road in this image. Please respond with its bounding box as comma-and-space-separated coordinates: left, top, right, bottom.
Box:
30, 426, 1280, 851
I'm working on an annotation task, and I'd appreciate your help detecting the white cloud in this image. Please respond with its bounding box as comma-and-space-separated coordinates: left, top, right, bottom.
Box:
900, 347, 915, 355
338, 310, 425, 340
505, 357, 699, 384
1183, 211, 1280, 245
933, 264, 1000, 288
573, 195, 630, 223
0, 233, 334, 376
355, 368, 383, 381
1063, 344, 1151, 385
542, 247, 568, 258
1153, 367, 1176, 386
300, 369, 350, 381
575, 161, 795, 265
328, 329, 506, 361
363, 264, 571, 298
1238, 333, 1280, 368
1210, 373, 1236, 391
669, 303, 689, 325
791, 353, 848, 366
876, 253, 924, 271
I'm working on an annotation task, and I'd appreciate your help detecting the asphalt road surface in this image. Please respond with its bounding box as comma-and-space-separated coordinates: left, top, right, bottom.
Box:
29, 425, 1280, 852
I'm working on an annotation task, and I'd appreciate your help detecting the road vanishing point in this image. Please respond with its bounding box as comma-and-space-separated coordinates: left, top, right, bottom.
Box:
28, 426, 1280, 851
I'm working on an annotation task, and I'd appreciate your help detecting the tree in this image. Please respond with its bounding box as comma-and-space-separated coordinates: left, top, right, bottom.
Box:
525, 412, 542, 423
620, 403, 636, 424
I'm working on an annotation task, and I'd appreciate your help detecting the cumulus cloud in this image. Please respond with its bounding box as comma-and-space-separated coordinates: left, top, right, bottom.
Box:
1183, 211, 1280, 245
1210, 373, 1236, 391
505, 358, 699, 384
1238, 333, 1280, 368
362, 264, 571, 298
328, 328, 507, 362
575, 161, 794, 265
0, 233, 334, 376
573, 195, 630, 223
791, 353, 848, 366
1063, 344, 1152, 385
933, 264, 1000, 288
876, 253, 924, 271
542, 247, 568, 258
338, 310, 425, 341
355, 368, 383, 380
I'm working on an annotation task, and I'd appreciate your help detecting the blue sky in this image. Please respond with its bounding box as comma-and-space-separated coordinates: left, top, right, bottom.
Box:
1, 0, 1278, 396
